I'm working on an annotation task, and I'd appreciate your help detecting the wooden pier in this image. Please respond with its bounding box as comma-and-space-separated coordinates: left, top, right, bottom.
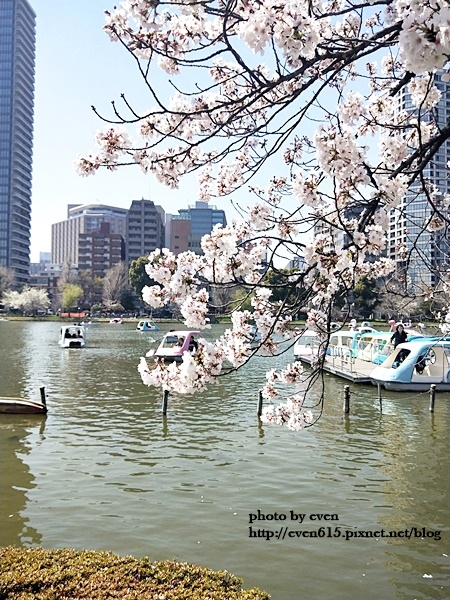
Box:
0, 387, 48, 414
297, 354, 376, 384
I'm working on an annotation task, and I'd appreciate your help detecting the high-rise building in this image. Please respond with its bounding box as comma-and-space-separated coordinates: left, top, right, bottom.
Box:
388, 71, 450, 289
126, 199, 165, 265
173, 201, 227, 255
51, 204, 128, 266
0, 0, 36, 284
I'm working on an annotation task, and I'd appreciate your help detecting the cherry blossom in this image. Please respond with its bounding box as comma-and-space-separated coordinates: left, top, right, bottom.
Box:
76, 0, 450, 428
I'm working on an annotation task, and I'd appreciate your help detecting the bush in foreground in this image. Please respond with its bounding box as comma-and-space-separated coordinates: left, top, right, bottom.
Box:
0, 547, 270, 599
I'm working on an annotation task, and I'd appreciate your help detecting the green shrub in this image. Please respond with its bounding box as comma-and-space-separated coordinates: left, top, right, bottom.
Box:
0, 547, 270, 599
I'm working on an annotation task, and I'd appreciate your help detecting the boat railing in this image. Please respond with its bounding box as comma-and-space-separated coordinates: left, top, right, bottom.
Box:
327, 344, 357, 374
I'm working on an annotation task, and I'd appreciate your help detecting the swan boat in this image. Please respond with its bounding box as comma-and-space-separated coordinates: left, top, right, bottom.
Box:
59, 325, 86, 348
293, 330, 321, 361
153, 330, 203, 363
370, 338, 450, 391
136, 319, 160, 332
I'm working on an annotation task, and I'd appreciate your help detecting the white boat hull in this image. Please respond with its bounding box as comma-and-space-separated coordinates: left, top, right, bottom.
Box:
59, 325, 86, 348
371, 379, 450, 392
370, 338, 450, 392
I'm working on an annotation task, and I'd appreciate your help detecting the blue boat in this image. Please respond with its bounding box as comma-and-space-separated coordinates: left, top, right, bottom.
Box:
327, 330, 367, 359
136, 320, 159, 332
370, 339, 450, 391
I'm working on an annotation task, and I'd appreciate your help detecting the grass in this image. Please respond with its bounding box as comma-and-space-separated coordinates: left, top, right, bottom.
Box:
0, 547, 270, 599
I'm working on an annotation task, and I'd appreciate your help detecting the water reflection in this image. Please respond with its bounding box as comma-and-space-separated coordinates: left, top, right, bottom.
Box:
0, 416, 44, 546
0, 321, 449, 600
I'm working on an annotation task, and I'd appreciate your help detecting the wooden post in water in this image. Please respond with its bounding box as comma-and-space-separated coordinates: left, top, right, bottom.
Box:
40, 386, 46, 407
162, 390, 169, 415
257, 390, 263, 417
376, 382, 383, 413
429, 384, 436, 413
343, 385, 350, 413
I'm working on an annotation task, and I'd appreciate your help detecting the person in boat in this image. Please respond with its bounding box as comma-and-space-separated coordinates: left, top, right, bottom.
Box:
390, 323, 408, 349
415, 355, 426, 374
175, 336, 185, 348
189, 335, 199, 352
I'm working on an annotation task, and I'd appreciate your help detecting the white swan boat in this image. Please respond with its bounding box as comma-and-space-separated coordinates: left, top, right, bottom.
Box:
370, 338, 450, 391
293, 330, 321, 361
59, 325, 86, 348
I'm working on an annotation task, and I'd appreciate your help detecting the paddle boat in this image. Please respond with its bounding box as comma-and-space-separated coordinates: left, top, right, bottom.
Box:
293, 330, 321, 361
370, 339, 450, 391
59, 325, 86, 348
327, 329, 368, 359
356, 331, 394, 363
109, 317, 123, 324
153, 330, 203, 363
357, 328, 425, 364
348, 319, 377, 333
136, 319, 159, 332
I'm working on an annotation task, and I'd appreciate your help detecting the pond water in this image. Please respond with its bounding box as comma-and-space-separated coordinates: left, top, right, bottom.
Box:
0, 321, 449, 599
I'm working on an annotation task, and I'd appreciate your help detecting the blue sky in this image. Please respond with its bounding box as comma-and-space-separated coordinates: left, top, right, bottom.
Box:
29, 0, 234, 262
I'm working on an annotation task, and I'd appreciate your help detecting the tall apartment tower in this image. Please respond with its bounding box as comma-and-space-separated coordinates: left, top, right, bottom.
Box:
0, 0, 36, 284
388, 72, 450, 289
126, 199, 165, 265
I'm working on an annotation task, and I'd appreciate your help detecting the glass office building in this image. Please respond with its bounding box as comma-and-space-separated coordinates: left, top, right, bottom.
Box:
178, 201, 227, 254
0, 0, 36, 284
389, 72, 450, 289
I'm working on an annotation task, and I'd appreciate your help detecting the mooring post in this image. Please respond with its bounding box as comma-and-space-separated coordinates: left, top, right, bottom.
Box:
377, 382, 383, 413
162, 389, 169, 415
40, 386, 46, 407
257, 390, 263, 417
343, 385, 350, 413
429, 384, 436, 413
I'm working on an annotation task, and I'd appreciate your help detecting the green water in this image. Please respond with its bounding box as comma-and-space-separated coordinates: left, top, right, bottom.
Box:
0, 321, 449, 599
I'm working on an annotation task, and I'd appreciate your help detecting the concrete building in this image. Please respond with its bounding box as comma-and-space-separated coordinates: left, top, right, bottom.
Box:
78, 222, 125, 277
126, 198, 165, 265
169, 214, 191, 255
51, 203, 128, 266
29, 251, 51, 275
28, 261, 62, 309
0, 0, 36, 284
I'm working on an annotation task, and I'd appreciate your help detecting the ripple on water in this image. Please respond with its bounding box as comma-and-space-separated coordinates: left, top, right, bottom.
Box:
1, 322, 449, 600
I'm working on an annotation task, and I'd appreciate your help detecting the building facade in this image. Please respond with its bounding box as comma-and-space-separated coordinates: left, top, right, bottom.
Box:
169, 214, 191, 255
0, 0, 36, 284
51, 204, 128, 266
174, 201, 227, 255
78, 222, 125, 277
388, 71, 450, 289
126, 199, 165, 265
